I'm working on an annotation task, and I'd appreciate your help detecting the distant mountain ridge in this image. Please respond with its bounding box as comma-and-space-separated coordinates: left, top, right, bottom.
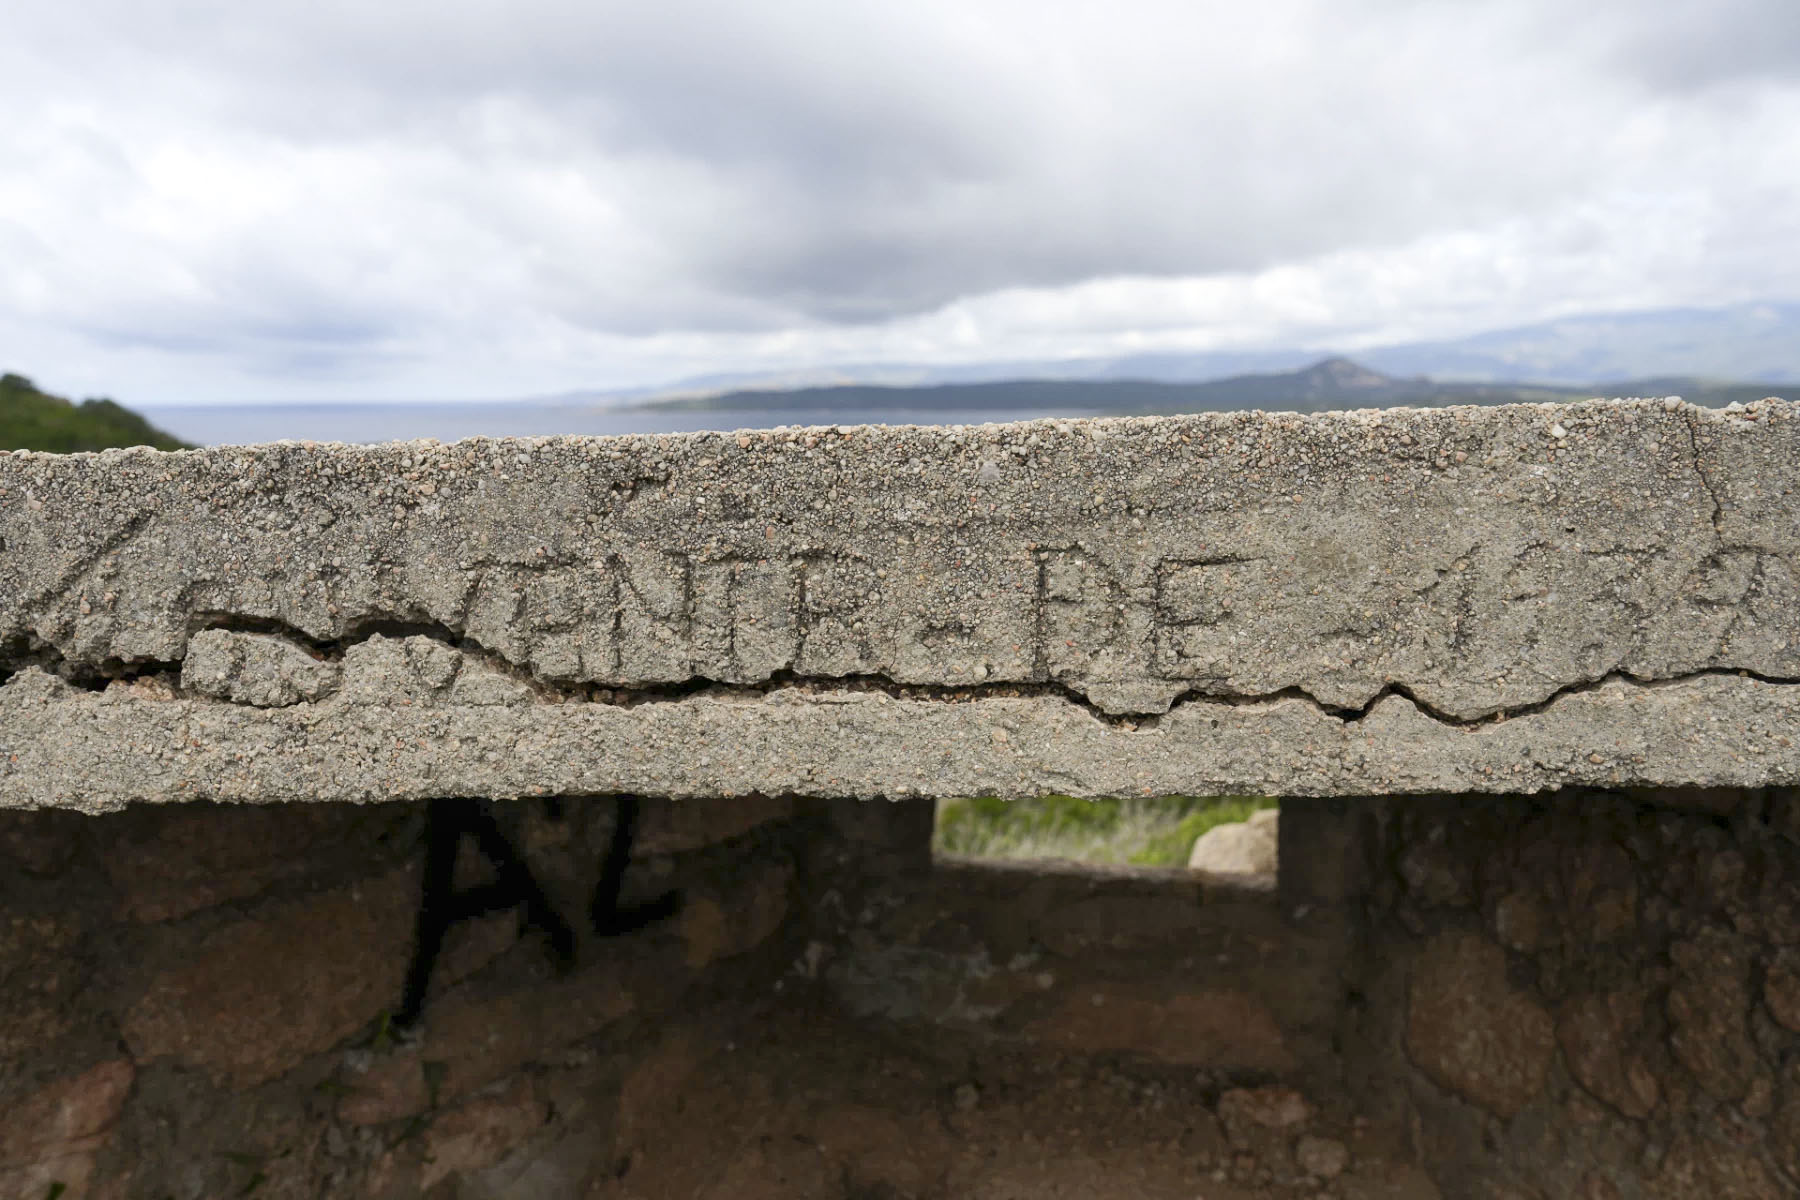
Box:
1358, 303, 1800, 385
637, 356, 1789, 418
569, 300, 1800, 410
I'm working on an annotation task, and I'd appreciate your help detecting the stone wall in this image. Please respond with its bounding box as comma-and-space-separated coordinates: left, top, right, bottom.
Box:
814, 788, 1800, 1197
0, 794, 832, 1198
1348, 787, 1800, 1199
825, 856, 1344, 1086
14, 787, 1799, 1197
0, 789, 1386, 1198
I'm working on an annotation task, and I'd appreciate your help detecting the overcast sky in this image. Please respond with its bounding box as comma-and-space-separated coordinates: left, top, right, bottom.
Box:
2, 0, 1797, 404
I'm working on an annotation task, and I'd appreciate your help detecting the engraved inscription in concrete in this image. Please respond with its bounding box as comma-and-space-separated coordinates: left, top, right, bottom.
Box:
1, 398, 1797, 808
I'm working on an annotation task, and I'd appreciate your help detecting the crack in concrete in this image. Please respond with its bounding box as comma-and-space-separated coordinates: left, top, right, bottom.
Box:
1682, 409, 1726, 537
3, 618, 1795, 734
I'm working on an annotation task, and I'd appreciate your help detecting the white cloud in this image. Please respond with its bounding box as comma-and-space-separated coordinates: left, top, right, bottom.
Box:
0, 0, 1796, 402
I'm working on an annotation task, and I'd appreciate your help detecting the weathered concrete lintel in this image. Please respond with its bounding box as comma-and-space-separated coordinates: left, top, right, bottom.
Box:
3, 649, 1795, 812
6, 398, 1798, 718
4, 398, 1798, 810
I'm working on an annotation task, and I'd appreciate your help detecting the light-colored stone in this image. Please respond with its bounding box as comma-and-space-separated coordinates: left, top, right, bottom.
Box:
1217, 1086, 1311, 1178
421, 1077, 548, 1190
1217, 1086, 1311, 1137
1295, 1134, 1350, 1179
0, 1059, 134, 1199
1, 400, 1797, 810
678, 860, 794, 970
337, 1051, 432, 1127
1405, 932, 1555, 1119
1188, 808, 1278, 874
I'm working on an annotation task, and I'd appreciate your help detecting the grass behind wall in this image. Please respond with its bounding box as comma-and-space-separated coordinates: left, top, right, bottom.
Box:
933, 795, 1278, 867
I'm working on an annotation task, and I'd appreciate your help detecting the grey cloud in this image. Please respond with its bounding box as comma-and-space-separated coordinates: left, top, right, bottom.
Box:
4, 0, 1634, 328
1594, 0, 1800, 90
0, 0, 1797, 402
79, 316, 409, 382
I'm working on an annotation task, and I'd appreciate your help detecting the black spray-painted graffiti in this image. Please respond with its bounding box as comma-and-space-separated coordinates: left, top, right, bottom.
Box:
396, 795, 681, 1027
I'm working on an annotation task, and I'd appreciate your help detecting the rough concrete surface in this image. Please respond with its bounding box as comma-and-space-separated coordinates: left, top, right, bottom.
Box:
2, 398, 1797, 809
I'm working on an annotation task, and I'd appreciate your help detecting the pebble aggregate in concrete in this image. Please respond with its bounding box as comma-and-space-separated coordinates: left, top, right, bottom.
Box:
1, 398, 1796, 808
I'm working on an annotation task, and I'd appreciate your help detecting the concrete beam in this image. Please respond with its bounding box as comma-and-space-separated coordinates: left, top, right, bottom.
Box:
3, 398, 1797, 809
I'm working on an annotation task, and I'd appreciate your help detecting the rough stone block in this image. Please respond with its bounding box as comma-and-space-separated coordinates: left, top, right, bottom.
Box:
0, 1059, 134, 1199
615, 1026, 717, 1151
1646, 1134, 1785, 1199
635, 795, 795, 856
122, 869, 416, 1088
0, 808, 85, 875
0, 911, 85, 1065
676, 860, 794, 970
337, 1051, 433, 1128
1188, 808, 1278, 875
1556, 989, 1660, 1119
1404, 931, 1554, 1119
1667, 928, 1762, 1103
1216, 1086, 1312, 1178
811, 1103, 950, 1198
1295, 1133, 1350, 1180
420, 1076, 549, 1191
1765, 949, 1800, 1032
1024, 980, 1296, 1073
97, 801, 356, 923
415, 959, 635, 1101
1032, 890, 1216, 957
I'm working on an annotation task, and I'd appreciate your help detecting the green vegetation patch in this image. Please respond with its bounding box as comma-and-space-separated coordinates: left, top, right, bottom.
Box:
1, 372, 190, 452
934, 794, 1277, 867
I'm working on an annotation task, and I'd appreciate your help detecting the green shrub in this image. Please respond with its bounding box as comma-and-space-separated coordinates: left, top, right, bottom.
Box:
1128, 796, 1278, 866
1, 373, 189, 452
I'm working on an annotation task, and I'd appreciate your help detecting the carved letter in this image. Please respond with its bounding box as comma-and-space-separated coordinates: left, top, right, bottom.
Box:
1034, 546, 1125, 681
